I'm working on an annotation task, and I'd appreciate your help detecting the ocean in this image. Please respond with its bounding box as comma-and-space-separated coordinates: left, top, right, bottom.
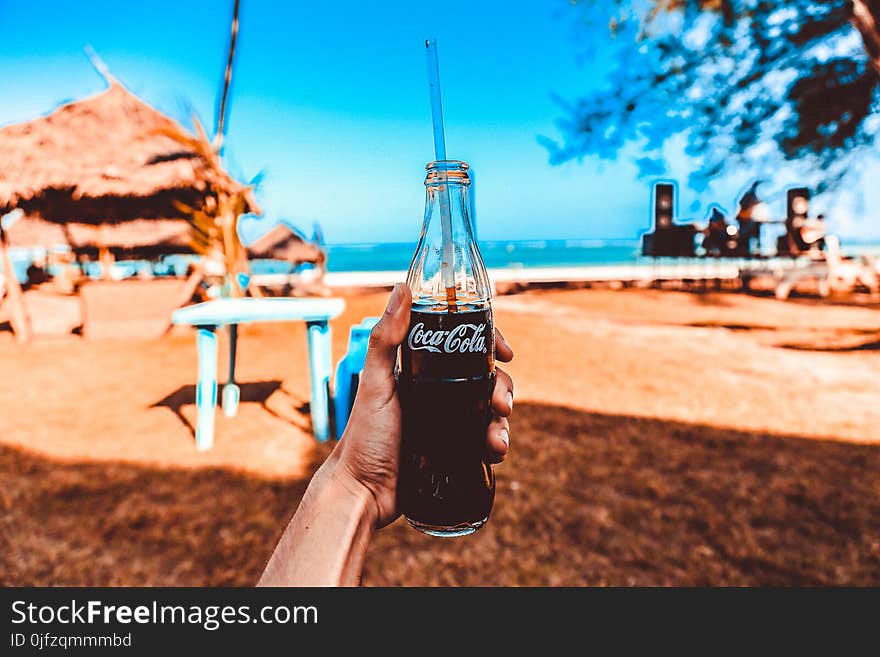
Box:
298, 237, 880, 273
7, 239, 641, 281
320, 239, 642, 273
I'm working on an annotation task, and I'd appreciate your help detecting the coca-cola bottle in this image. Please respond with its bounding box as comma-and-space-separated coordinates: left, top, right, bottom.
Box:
398, 160, 496, 537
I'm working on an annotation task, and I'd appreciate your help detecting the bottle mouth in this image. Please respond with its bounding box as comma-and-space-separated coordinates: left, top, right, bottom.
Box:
425, 160, 470, 186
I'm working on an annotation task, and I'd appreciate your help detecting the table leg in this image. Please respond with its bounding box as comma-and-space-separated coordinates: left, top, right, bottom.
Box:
195, 326, 218, 451
222, 323, 240, 418
306, 320, 332, 442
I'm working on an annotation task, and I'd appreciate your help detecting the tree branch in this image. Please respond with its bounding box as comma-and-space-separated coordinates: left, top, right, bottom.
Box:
851, 0, 880, 77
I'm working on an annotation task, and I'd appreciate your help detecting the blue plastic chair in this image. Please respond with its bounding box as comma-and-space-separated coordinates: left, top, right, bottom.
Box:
333, 317, 380, 438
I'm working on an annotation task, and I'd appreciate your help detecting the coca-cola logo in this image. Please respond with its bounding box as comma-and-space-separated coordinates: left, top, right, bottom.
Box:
407, 322, 488, 354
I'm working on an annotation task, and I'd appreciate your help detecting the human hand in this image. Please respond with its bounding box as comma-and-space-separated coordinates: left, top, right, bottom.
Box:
329, 283, 514, 528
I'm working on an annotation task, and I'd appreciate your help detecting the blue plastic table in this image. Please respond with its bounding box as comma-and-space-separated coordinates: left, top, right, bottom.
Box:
172, 297, 345, 450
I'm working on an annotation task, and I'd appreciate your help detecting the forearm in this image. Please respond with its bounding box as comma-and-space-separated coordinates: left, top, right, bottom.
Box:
258, 458, 377, 587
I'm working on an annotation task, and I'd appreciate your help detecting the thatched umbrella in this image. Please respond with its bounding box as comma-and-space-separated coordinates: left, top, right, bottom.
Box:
0, 81, 258, 260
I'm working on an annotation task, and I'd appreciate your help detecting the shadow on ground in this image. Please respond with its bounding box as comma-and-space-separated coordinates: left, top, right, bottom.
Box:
684, 322, 880, 353
686, 321, 777, 331
1, 402, 878, 586
365, 402, 880, 586
0, 440, 334, 586
151, 381, 285, 437
777, 338, 880, 353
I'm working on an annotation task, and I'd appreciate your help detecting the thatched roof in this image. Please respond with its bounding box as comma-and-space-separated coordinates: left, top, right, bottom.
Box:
5, 214, 190, 258
246, 223, 324, 264
0, 82, 257, 224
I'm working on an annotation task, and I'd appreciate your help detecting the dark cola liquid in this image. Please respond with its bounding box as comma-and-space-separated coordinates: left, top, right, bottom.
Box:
398, 306, 496, 536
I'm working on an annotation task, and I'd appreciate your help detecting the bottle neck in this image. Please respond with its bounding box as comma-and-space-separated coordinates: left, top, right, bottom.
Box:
406, 160, 490, 310
424, 160, 476, 246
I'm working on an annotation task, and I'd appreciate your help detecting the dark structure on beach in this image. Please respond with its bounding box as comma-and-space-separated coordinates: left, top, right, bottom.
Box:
641, 182, 697, 257
641, 180, 828, 259
777, 187, 825, 256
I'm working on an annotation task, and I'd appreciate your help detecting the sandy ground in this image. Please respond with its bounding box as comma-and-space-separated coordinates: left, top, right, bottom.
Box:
1, 287, 879, 585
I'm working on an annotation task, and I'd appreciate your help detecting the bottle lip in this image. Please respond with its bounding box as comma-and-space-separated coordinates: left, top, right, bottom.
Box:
425, 160, 470, 186
426, 159, 469, 171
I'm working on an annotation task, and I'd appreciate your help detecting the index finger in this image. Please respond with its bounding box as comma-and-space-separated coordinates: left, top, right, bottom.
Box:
495, 327, 513, 363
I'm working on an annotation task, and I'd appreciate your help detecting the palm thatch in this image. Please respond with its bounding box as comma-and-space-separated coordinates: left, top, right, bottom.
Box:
0, 82, 259, 256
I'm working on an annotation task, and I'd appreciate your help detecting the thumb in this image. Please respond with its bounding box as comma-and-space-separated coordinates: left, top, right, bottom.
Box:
362, 283, 411, 383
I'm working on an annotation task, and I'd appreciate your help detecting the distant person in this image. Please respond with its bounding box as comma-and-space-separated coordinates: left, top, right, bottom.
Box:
702, 207, 728, 256
786, 210, 826, 256
25, 257, 49, 288
258, 284, 515, 586
807, 214, 827, 255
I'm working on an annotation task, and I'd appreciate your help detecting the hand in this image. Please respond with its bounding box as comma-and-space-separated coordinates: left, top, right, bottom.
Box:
330, 283, 515, 528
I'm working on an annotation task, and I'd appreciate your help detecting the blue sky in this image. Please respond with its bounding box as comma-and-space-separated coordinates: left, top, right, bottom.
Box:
1, 1, 876, 244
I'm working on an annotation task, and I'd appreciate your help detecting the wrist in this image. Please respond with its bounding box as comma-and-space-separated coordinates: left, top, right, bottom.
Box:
258, 454, 378, 587
317, 453, 380, 531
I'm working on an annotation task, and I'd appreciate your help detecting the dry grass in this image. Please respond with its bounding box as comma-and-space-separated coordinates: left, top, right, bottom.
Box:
366, 404, 880, 586
0, 443, 321, 586
1, 404, 877, 586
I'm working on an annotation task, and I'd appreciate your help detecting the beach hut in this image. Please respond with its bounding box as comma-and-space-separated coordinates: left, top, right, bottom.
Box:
0, 80, 258, 266
246, 223, 324, 264
245, 222, 328, 296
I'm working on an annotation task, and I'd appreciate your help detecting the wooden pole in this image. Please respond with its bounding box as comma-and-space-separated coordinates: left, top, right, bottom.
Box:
213, 0, 240, 153
220, 205, 243, 298
0, 222, 32, 342
98, 247, 115, 281
97, 225, 114, 281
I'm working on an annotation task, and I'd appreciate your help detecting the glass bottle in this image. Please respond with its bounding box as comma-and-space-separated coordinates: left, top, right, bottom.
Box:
398, 160, 496, 537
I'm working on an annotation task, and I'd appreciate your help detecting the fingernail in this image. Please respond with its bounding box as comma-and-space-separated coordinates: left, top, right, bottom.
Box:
385, 283, 406, 315
506, 391, 513, 410
499, 428, 509, 446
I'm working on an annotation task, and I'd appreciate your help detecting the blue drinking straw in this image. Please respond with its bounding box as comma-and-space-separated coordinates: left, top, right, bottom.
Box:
426, 39, 448, 161
425, 38, 457, 304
